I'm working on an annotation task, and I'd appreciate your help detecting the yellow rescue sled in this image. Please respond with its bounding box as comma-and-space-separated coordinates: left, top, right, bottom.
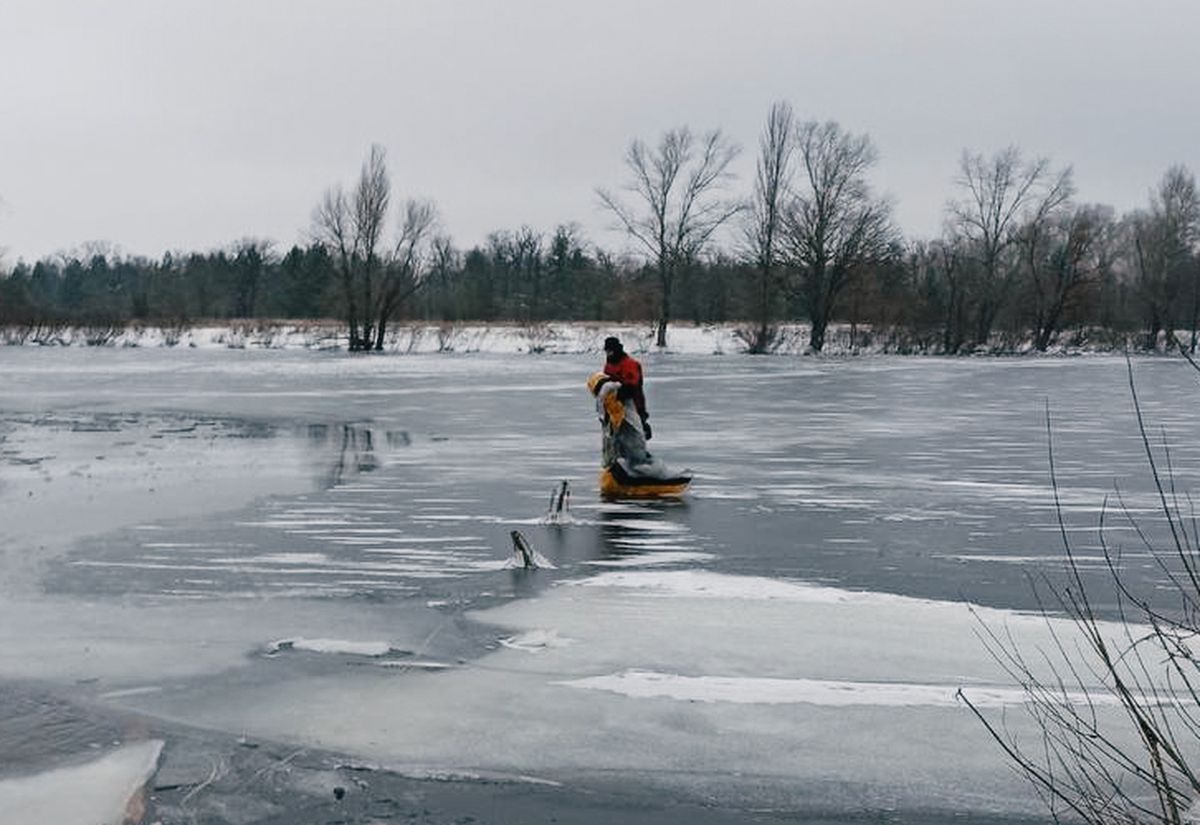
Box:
599, 463, 692, 498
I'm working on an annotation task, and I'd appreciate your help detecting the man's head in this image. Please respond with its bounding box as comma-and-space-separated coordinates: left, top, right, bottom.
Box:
603, 336, 624, 362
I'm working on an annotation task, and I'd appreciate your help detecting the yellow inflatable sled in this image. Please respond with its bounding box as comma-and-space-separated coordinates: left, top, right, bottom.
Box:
598, 462, 692, 498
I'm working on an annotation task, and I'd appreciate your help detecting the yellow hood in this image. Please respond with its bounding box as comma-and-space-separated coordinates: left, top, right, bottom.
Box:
586, 372, 609, 395
586, 372, 625, 428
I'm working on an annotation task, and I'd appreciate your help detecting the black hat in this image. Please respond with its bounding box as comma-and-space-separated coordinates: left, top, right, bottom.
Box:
603, 336, 622, 353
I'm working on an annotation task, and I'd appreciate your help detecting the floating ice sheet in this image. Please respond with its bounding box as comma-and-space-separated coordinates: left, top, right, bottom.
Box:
0, 740, 162, 825
267, 637, 395, 657
556, 669, 1124, 708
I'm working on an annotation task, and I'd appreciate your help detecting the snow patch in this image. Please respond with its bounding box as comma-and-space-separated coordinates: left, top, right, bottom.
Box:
379, 660, 456, 671
99, 685, 164, 700
267, 637, 394, 657
0, 740, 163, 825
499, 629, 573, 653
568, 569, 853, 603
555, 670, 1122, 708
585, 552, 715, 567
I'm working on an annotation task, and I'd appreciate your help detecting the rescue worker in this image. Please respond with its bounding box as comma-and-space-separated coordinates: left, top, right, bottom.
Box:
602, 336, 651, 439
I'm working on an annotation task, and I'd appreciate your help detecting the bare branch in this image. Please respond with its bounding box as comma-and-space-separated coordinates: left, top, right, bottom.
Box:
597, 125, 740, 346
781, 119, 895, 351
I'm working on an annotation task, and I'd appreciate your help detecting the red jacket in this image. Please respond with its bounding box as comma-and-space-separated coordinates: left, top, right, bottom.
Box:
603, 354, 648, 422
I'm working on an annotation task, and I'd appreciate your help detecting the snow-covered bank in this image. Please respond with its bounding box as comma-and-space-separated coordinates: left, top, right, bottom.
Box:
0, 320, 781, 354
0, 320, 1131, 355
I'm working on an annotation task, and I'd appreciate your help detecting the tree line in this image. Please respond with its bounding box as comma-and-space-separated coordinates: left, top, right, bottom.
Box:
2, 101, 1197, 353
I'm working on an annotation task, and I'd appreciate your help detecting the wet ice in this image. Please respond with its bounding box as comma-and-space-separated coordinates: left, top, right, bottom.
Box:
4, 347, 1200, 819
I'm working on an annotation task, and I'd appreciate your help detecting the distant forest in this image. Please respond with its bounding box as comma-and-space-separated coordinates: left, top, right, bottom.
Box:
2, 102, 1198, 354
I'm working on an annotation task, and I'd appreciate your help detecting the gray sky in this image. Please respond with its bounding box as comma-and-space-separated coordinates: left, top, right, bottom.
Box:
2, 0, 1198, 264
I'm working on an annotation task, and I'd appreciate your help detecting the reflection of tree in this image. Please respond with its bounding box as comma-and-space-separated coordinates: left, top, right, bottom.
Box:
963, 357, 1200, 824
316, 424, 410, 488
595, 506, 685, 563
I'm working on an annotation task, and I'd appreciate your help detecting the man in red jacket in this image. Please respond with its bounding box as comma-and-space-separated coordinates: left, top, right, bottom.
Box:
602, 336, 651, 439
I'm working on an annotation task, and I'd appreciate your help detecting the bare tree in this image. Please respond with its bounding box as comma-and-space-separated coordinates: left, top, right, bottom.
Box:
948, 146, 1069, 348
374, 198, 438, 346
740, 101, 797, 353
1019, 200, 1115, 352
312, 147, 382, 350
417, 234, 460, 320
598, 126, 741, 347
312, 145, 439, 351
782, 120, 896, 352
1130, 166, 1200, 350
1014, 165, 1077, 350
910, 238, 969, 354
429, 233, 458, 285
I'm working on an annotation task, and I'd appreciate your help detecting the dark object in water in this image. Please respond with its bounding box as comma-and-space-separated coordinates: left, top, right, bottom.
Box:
546, 480, 571, 520
511, 530, 537, 569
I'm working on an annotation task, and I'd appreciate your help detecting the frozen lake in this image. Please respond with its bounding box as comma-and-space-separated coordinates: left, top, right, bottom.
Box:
2, 347, 1199, 822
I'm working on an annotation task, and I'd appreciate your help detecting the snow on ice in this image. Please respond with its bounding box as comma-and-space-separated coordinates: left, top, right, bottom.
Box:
0, 740, 162, 825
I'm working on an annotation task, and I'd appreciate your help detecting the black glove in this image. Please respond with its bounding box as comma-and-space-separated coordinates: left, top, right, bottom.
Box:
642, 420, 653, 440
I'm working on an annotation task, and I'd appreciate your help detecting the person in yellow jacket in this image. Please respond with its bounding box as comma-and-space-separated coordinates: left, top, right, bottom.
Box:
586, 371, 690, 497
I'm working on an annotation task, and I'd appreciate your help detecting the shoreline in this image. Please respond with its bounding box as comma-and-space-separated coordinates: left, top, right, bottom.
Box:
0, 319, 1159, 357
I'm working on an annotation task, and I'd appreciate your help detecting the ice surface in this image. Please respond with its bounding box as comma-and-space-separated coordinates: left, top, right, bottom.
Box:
267, 637, 395, 657
5, 348, 1200, 819
0, 740, 162, 825
108, 568, 1151, 815
556, 669, 1123, 707
0, 595, 457, 685
585, 551, 714, 566
0, 411, 320, 595
499, 629, 574, 653
570, 568, 857, 603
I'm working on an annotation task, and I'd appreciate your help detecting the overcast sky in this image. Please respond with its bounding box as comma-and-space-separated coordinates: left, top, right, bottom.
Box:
2, 0, 1198, 265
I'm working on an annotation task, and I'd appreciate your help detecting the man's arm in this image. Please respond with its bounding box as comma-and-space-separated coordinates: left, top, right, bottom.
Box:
631, 361, 650, 438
